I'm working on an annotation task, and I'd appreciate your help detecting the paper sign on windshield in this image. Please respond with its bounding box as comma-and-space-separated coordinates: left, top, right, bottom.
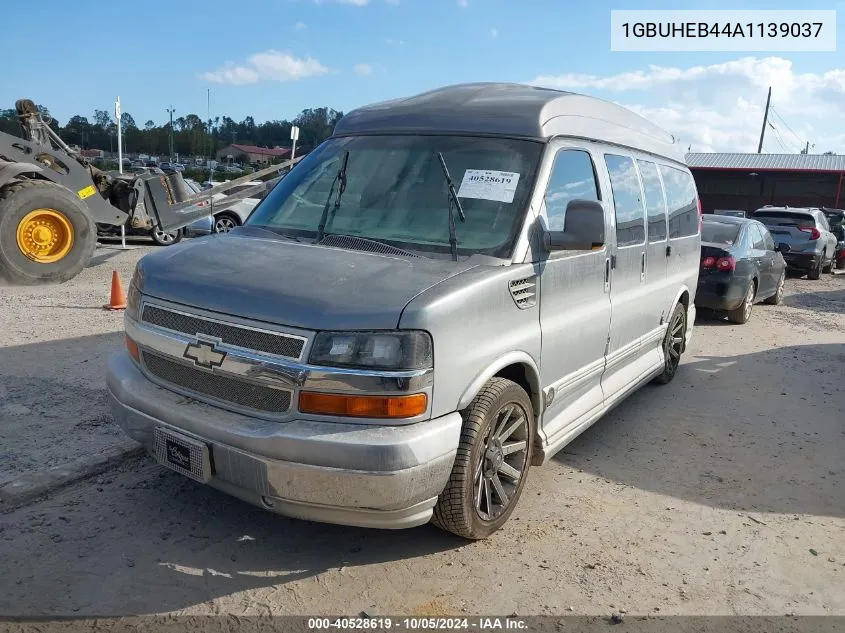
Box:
457, 170, 521, 204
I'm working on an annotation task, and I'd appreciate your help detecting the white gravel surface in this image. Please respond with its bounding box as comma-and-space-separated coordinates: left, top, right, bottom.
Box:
0, 253, 843, 618
0, 241, 158, 486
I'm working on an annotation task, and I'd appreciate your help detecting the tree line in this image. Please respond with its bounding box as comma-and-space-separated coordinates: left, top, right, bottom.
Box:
0, 104, 344, 159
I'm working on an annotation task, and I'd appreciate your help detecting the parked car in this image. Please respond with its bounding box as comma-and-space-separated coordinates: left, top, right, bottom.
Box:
209, 181, 267, 233
821, 208, 845, 270
752, 207, 838, 279
713, 209, 746, 218
695, 215, 787, 324
108, 82, 702, 540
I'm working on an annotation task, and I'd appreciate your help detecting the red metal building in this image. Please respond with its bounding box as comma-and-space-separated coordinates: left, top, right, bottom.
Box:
687, 153, 845, 214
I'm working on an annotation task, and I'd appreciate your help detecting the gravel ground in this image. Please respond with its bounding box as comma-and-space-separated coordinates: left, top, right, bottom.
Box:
0, 256, 842, 618
0, 240, 159, 486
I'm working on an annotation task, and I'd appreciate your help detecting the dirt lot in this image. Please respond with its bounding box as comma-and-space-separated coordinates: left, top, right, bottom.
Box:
0, 249, 843, 618
0, 241, 160, 487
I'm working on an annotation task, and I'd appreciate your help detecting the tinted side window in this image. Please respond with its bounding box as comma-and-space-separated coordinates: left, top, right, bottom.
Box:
544, 150, 601, 231
659, 165, 699, 238
604, 154, 645, 247
637, 159, 667, 242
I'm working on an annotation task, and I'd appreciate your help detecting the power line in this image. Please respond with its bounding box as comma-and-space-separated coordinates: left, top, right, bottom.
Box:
769, 106, 806, 147
768, 122, 799, 153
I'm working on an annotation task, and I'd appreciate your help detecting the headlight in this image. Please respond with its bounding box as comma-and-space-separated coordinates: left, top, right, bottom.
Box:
126, 282, 141, 320
309, 331, 433, 370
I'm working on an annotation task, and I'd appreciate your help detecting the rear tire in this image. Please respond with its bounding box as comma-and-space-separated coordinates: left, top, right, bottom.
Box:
837, 257, 845, 271
727, 281, 756, 324
807, 261, 822, 280
431, 378, 535, 540
764, 271, 785, 305
0, 179, 96, 285
653, 302, 687, 384
822, 254, 833, 274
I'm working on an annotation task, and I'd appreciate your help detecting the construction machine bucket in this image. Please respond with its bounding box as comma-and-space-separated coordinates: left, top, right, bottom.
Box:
139, 172, 214, 232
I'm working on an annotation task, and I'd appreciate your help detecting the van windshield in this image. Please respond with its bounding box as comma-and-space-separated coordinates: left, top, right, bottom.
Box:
246, 135, 543, 259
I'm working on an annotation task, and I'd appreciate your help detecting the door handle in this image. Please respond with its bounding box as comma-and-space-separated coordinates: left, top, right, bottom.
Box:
604, 257, 610, 292
640, 252, 646, 282
666, 245, 672, 257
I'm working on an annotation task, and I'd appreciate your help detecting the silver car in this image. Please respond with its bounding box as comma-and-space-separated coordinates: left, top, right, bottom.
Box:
107, 83, 701, 539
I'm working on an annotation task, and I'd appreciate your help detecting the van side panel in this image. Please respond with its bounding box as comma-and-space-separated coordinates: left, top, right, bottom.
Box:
398, 264, 543, 422
659, 164, 701, 317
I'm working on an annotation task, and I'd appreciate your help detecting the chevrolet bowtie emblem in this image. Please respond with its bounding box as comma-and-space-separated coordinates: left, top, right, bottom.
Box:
183, 340, 226, 369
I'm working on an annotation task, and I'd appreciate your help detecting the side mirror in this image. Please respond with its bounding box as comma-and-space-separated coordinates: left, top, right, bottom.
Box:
776, 242, 791, 254
543, 199, 606, 252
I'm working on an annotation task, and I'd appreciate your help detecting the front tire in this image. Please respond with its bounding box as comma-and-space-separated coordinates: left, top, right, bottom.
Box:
0, 179, 96, 285
431, 378, 535, 540
213, 212, 240, 234
149, 227, 182, 246
653, 302, 687, 384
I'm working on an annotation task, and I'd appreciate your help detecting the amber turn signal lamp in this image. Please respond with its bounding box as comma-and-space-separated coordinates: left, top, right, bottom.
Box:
125, 335, 140, 362
299, 392, 427, 419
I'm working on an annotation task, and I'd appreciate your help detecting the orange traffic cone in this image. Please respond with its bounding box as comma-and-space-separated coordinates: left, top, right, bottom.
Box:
103, 270, 127, 310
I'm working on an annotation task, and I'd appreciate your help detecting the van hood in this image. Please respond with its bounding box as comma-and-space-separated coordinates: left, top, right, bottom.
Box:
135, 229, 478, 330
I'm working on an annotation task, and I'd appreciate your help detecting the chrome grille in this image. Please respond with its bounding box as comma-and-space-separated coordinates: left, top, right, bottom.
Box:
143, 352, 292, 414
142, 305, 305, 359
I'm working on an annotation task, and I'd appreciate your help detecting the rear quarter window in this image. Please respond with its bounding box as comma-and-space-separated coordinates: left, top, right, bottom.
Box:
659, 165, 699, 239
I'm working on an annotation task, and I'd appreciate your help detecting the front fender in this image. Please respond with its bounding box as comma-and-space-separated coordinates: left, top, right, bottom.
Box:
0, 160, 44, 190
456, 351, 542, 413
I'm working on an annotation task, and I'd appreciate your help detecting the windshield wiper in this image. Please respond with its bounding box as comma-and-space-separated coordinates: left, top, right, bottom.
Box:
316, 150, 349, 242
437, 152, 466, 261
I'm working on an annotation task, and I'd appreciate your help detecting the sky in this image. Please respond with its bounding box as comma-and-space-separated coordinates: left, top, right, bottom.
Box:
1, 0, 843, 154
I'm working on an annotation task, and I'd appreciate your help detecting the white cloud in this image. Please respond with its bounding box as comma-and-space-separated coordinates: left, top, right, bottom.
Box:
529, 57, 845, 154
294, 21, 306, 29
354, 63, 373, 76
490, 28, 498, 38
199, 50, 329, 85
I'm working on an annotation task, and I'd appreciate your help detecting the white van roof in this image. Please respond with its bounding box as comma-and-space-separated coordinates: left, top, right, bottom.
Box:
333, 82, 686, 164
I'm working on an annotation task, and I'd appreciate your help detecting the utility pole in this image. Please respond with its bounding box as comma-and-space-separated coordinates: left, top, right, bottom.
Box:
206, 88, 211, 161
166, 105, 176, 161
757, 86, 772, 154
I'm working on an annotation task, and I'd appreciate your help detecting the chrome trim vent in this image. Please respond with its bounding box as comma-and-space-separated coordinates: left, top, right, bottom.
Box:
142, 352, 293, 414
141, 304, 305, 359
509, 276, 537, 309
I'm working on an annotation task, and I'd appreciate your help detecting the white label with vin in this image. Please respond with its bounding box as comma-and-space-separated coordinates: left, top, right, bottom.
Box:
457, 170, 520, 204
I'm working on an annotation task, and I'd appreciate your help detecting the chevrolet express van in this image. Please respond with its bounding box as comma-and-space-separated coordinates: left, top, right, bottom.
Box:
108, 83, 701, 539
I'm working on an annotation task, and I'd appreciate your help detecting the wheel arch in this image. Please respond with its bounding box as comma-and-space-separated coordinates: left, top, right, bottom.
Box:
456, 352, 544, 466
0, 161, 44, 191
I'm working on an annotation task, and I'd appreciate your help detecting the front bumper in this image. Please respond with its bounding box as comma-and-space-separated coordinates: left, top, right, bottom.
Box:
107, 352, 461, 529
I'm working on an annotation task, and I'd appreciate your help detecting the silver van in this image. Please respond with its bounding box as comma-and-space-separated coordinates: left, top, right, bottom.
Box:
108, 83, 701, 539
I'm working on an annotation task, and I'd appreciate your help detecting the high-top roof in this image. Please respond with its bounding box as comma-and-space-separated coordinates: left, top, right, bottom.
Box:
333, 82, 685, 163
